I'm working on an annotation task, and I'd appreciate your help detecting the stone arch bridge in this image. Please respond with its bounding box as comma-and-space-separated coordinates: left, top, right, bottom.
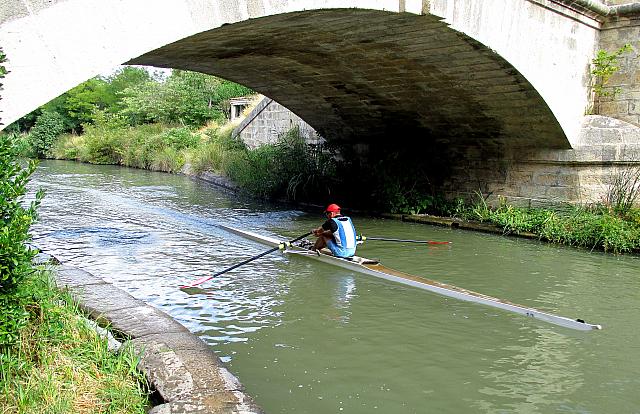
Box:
1, 0, 639, 204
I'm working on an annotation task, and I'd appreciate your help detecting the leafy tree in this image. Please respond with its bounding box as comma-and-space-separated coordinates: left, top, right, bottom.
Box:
8, 67, 253, 133
35, 68, 151, 132
118, 80, 164, 125
28, 111, 65, 157
104, 66, 152, 113
3, 109, 41, 134
44, 77, 112, 132
119, 70, 254, 126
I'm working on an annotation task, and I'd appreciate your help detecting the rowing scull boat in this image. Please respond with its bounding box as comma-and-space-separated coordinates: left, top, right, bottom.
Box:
218, 225, 602, 331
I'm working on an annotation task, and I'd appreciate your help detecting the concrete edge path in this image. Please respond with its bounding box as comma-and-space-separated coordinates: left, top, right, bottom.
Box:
52, 263, 264, 414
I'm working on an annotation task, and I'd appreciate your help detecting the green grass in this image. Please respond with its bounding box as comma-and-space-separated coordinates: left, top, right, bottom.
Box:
0, 268, 148, 414
186, 124, 244, 175
459, 194, 640, 254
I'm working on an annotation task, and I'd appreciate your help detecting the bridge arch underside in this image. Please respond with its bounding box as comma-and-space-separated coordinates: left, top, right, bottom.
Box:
130, 9, 570, 156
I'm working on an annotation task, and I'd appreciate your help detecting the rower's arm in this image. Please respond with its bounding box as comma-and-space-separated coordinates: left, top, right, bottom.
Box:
313, 227, 333, 237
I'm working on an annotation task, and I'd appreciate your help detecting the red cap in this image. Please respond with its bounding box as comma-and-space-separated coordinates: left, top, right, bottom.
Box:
325, 203, 341, 213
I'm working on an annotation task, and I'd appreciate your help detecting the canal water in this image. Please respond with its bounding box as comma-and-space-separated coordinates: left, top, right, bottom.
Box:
30, 160, 639, 413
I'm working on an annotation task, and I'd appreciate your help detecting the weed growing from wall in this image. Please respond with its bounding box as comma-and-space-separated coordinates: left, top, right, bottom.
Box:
590, 43, 633, 113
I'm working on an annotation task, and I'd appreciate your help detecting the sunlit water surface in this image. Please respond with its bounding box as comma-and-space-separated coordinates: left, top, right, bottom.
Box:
30, 161, 640, 413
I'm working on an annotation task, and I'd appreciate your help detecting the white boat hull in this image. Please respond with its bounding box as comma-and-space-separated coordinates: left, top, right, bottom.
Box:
218, 225, 602, 331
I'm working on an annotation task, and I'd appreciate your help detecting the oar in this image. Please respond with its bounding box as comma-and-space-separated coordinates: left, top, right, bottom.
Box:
180, 232, 312, 289
357, 235, 451, 245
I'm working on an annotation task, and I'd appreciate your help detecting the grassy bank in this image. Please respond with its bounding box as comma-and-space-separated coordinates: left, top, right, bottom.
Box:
49, 114, 200, 173
0, 268, 148, 413
50, 116, 335, 201
454, 194, 640, 254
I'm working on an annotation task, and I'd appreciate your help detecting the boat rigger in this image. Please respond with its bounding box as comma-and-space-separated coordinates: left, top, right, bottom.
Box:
217, 225, 602, 332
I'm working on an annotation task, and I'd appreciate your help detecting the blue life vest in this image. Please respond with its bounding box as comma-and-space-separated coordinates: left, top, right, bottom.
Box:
331, 216, 357, 249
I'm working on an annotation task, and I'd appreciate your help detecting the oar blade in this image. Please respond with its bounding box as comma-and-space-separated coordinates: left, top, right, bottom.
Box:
180, 275, 214, 289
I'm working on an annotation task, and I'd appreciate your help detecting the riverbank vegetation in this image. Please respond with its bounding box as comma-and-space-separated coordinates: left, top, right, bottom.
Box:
0, 130, 148, 412
5, 65, 640, 254
454, 191, 640, 254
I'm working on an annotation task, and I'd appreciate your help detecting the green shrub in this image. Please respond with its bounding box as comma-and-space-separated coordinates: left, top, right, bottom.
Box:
78, 111, 128, 164
624, 208, 640, 226
50, 133, 85, 160
591, 44, 633, 99
187, 126, 246, 175
220, 127, 337, 201
188, 137, 226, 173
159, 127, 200, 150
150, 146, 185, 173
81, 127, 123, 164
225, 144, 278, 198
462, 193, 640, 253
119, 123, 164, 168
0, 134, 44, 293
0, 293, 30, 346
28, 111, 65, 157
277, 128, 336, 201
539, 208, 640, 253
10, 133, 34, 158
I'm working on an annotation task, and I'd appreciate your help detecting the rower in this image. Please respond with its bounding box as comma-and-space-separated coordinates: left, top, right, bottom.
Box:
312, 204, 357, 258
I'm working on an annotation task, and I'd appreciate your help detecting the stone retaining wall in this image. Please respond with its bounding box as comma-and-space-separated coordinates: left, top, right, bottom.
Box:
439, 115, 640, 206
233, 97, 320, 149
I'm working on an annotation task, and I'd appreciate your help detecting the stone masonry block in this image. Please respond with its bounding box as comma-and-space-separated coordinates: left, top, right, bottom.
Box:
617, 114, 639, 125
545, 186, 577, 200
134, 336, 263, 413
105, 305, 191, 339
598, 100, 629, 117
71, 283, 146, 316
540, 173, 579, 187
55, 266, 107, 288
136, 341, 196, 401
